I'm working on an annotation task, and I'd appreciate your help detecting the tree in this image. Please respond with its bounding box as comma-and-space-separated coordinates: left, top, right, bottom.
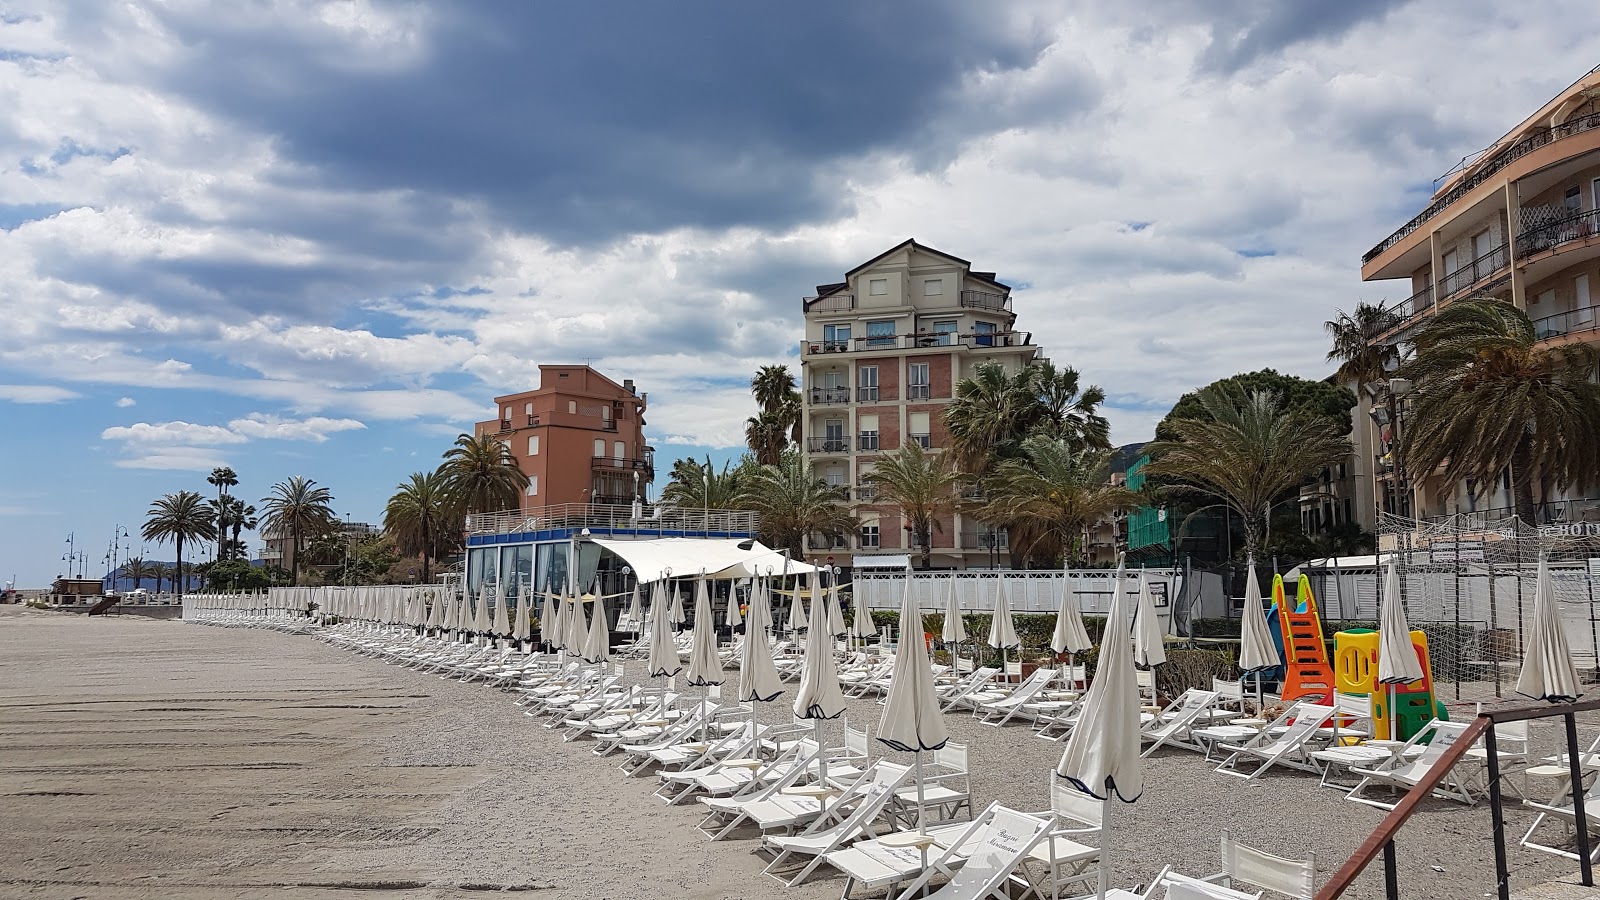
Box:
661, 456, 745, 510
122, 556, 151, 591
439, 433, 528, 515
149, 563, 170, 594
1146, 385, 1351, 560
1397, 297, 1600, 522
384, 470, 453, 583
141, 491, 217, 600
748, 364, 802, 455
736, 451, 856, 557
859, 444, 959, 569
744, 410, 791, 466
945, 360, 1110, 477
206, 466, 238, 562
225, 497, 257, 561
260, 476, 335, 586
980, 437, 1139, 567
1325, 302, 1403, 387
1030, 361, 1112, 451
1156, 369, 1356, 440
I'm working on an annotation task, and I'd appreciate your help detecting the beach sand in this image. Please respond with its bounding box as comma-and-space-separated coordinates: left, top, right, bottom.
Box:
0, 607, 1588, 899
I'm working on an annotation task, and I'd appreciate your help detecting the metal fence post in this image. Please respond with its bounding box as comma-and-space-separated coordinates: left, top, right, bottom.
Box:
1382, 839, 1400, 900
1568, 712, 1595, 886
1484, 720, 1511, 900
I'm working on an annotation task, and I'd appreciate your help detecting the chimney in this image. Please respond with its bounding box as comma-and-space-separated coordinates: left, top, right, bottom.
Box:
623, 378, 636, 395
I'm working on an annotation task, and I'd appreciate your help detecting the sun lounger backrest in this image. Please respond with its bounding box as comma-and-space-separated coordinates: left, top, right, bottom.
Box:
1049, 779, 1102, 827
844, 722, 869, 757
1213, 678, 1244, 702
1271, 705, 1334, 746
1183, 690, 1217, 710
933, 742, 967, 772
1401, 721, 1468, 775
937, 806, 1050, 895
1220, 831, 1315, 899
1161, 874, 1263, 900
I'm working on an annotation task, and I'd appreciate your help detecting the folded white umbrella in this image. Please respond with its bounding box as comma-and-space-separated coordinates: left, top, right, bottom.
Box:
540, 590, 557, 649
747, 578, 771, 634
1377, 558, 1424, 685
565, 593, 588, 654
1131, 572, 1167, 668
444, 589, 460, 632
724, 584, 744, 629
1237, 562, 1278, 673
1051, 573, 1093, 656
582, 594, 610, 665
941, 577, 966, 645
669, 581, 687, 626
878, 577, 949, 833
492, 585, 511, 637
1060, 559, 1142, 900
737, 590, 783, 704
645, 580, 683, 678
794, 575, 848, 784
786, 581, 809, 631
624, 584, 643, 633
1517, 556, 1582, 703
512, 591, 531, 644
988, 576, 1020, 679
822, 579, 846, 636
685, 577, 723, 687
849, 589, 878, 641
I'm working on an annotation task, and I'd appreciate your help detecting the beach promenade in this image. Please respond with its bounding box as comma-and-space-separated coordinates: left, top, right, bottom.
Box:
1, 606, 1592, 899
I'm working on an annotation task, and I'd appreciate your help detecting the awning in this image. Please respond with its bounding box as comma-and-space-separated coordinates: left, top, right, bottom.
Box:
591, 537, 822, 583
853, 554, 911, 570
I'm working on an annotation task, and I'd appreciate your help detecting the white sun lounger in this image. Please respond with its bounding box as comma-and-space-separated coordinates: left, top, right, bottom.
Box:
1214, 704, 1334, 779
1347, 720, 1474, 810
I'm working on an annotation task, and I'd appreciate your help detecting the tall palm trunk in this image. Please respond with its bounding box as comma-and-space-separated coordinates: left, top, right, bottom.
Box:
1512, 438, 1538, 525
291, 523, 302, 586
421, 519, 432, 582
175, 537, 185, 601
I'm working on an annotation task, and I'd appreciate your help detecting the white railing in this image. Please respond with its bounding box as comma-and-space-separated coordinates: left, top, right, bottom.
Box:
467, 502, 758, 536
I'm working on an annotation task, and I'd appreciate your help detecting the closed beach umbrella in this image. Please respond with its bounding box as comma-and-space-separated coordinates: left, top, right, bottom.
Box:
1131, 572, 1167, 668
989, 576, 1020, 679
470, 584, 487, 634
685, 577, 723, 687
821, 577, 846, 637
746, 578, 771, 634
1238, 561, 1278, 708
564, 594, 588, 654
669, 582, 687, 626
426, 588, 444, 631
1056, 558, 1142, 899
625, 584, 643, 633
738, 589, 784, 706
646, 580, 683, 679
794, 580, 848, 784
877, 577, 949, 833
941, 576, 966, 646
1516, 556, 1581, 703
849, 588, 878, 642
492, 586, 511, 637
540, 590, 557, 650
787, 582, 809, 632
512, 592, 531, 645
724, 584, 744, 629
582, 593, 610, 665
1052, 573, 1093, 686
1377, 557, 1425, 739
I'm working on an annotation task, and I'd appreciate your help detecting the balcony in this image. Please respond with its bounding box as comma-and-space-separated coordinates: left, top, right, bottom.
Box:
858, 432, 880, 451
805, 331, 1033, 355
908, 384, 930, 400
808, 293, 856, 314
909, 432, 931, 449
498, 419, 512, 432
961, 528, 1009, 551
807, 436, 850, 454
960, 290, 1011, 312
467, 502, 758, 537
1534, 304, 1600, 341
1518, 209, 1600, 260
853, 484, 879, 503
806, 340, 852, 354
1364, 111, 1600, 265
592, 456, 654, 478
809, 387, 850, 405
1438, 241, 1509, 298
600, 419, 618, 432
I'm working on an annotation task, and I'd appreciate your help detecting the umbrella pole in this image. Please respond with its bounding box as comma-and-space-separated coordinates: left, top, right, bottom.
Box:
915, 752, 927, 835
814, 717, 827, 787
1097, 790, 1111, 900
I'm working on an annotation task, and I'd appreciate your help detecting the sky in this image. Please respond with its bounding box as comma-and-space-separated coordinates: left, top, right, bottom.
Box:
1, 1, 1595, 588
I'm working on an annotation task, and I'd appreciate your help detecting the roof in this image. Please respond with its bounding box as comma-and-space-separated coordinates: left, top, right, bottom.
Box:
842, 239, 1011, 291
590, 537, 823, 583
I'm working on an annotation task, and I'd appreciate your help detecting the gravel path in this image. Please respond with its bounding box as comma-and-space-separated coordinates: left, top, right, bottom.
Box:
2, 608, 1594, 899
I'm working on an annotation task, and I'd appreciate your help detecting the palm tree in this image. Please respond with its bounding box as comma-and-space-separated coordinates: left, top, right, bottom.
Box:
1397, 297, 1600, 522
1146, 385, 1350, 560
860, 444, 959, 569
439, 434, 528, 515
1030, 361, 1112, 451
750, 364, 802, 446
259, 476, 335, 585
661, 456, 745, 510
736, 451, 856, 557
384, 470, 453, 583
206, 466, 238, 561
744, 410, 791, 466
226, 498, 257, 561
122, 556, 150, 591
149, 563, 169, 594
980, 436, 1139, 567
141, 491, 217, 600
944, 361, 1111, 477
1325, 301, 1403, 386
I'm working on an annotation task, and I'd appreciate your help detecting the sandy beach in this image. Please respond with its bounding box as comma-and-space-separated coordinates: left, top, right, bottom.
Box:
1, 608, 1592, 899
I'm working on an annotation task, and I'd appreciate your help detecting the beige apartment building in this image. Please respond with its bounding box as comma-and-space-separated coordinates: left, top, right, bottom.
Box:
1357, 65, 1600, 527
798, 240, 1044, 569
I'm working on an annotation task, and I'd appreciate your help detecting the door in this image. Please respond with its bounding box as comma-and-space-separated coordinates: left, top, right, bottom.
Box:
824, 418, 844, 452
1577, 275, 1593, 325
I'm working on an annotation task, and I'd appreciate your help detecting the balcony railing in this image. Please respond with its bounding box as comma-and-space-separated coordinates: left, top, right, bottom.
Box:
805, 331, 1033, 355
467, 502, 758, 537
853, 485, 878, 502
1533, 304, 1600, 340
1438, 241, 1509, 298
498, 419, 512, 432
857, 386, 879, 402
808, 293, 856, 313
1518, 209, 1600, 259
1364, 111, 1600, 264
858, 432, 880, 451
600, 419, 618, 432
591, 456, 653, 474
908, 384, 930, 400
809, 387, 850, 405
809, 340, 851, 354
959, 290, 1011, 312
909, 432, 931, 449
961, 529, 1009, 550
807, 436, 850, 454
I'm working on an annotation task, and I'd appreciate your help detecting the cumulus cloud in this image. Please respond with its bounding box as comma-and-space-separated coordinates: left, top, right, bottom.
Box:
115, 396, 135, 407
0, 383, 80, 403
101, 420, 246, 446
227, 412, 365, 442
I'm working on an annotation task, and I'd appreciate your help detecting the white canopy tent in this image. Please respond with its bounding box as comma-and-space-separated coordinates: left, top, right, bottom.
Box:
589, 537, 823, 583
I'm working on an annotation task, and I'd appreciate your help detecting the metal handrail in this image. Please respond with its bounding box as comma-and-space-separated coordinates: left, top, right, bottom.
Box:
1519, 209, 1600, 258
1318, 699, 1600, 900
1534, 304, 1600, 340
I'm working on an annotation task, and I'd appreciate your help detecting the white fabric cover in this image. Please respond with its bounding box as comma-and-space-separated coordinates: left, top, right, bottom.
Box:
474, 583, 492, 634
669, 583, 687, 625
988, 577, 1019, 650
623, 584, 643, 632
1132, 573, 1167, 668
877, 579, 949, 753
539, 591, 556, 645
737, 587, 784, 703
581, 595, 609, 664
1056, 562, 1143, 801
492, 585, 511, 636
793, 578, 846, 720
1377, 559, 1425, 685
849, 589, 878, 639
427, 588, 444, 630
588, 537, 820, 584
1517, 556, 1582, 703
941, 577, 967, 644
645, 580, 682, 678
684, 577, 723, 686
723, 586, 743, 628
512, 592, 531, 642
1238, 562, 1279, 673
785, 584, 808, 631
819, 578, 846, 636
1051, 574, 1092, 655
564, 594, 587, 652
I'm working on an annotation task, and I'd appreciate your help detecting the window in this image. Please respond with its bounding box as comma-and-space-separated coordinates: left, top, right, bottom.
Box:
1565, 186, 1582, 213
502, 406, 511, 419
1535, 289, 1554, 305
866, 320, 896, 348
822, 418, 846, 453
974, 321, 996, 347
527, 476, 538, 497
524, 402, 533, 415
568, 400, 577, 414
858, 413, 879, 451
1441, 249, 1459, 275
934, 320, 957, 346
822, 323, 851, 351
1578, 275, 1593, 326
857, 365, 879, 401
868, 278, 888, 296
594, 438, 606, 458
527, 435, 540, 455
909, 363, 930, 400
601, 405, 612, 421
614, 441, 626, 461
859, 524, 880, 549
923, 279, 943, 296
909, 411, 931, 448
1592, 178, 1600, 212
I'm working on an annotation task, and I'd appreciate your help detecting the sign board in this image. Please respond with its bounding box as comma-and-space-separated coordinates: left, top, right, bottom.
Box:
1542, 524, 1600, 538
